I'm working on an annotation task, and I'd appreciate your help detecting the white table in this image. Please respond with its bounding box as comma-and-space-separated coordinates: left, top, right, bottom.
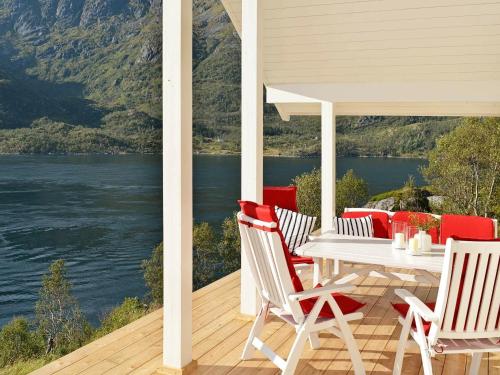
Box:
295, 232, 446, 285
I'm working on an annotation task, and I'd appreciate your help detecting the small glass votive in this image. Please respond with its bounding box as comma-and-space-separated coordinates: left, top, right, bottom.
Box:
392, 221, 407, 249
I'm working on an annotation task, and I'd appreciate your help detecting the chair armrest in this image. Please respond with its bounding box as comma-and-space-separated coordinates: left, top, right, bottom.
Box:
395, 289, 439, 322
289, 284, 355, 302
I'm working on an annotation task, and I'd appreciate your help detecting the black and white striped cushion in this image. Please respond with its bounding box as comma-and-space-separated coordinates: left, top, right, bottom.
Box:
275, 206, 317, 254
334, 216, 373, 237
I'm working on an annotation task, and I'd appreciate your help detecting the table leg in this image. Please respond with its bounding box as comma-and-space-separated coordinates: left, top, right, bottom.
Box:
313, 257, 323, 285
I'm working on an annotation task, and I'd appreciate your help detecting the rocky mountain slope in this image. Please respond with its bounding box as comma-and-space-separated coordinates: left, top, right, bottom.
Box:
0, 0, 460, 155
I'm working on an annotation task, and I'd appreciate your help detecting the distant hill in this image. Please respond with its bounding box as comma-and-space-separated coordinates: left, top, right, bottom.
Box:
0, 0, 460, 156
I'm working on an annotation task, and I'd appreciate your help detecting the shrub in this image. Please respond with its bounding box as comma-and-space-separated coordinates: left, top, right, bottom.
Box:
335, 169, 369, 216
0, 318, 43, 367
217, 214, 240, 273
93, 298, 147, 338
142, 243, 163, 306
394, 176, 430, 212
193, 223, 218, 289
294, 168, 322, 226
294, 168, 370, 227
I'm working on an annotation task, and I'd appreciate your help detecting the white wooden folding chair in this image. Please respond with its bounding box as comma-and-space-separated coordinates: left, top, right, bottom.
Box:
392, 238, 500, 375
238, 211, 366, 375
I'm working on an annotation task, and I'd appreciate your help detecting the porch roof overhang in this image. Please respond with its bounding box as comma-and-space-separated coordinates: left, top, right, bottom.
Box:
221, 0, 500, 118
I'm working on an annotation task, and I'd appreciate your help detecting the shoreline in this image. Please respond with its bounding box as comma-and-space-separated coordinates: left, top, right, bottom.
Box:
0, 151, 427, 160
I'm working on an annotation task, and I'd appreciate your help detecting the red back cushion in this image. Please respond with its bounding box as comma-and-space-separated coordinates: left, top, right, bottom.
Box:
238, 200, 304, 293
263, 186, 298, 212
341, 211, 390, 238
392, 211, 440, 244
440, 214, 495, 244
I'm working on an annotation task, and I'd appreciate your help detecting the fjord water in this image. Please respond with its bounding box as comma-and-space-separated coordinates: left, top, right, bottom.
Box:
0, 154, 425, 326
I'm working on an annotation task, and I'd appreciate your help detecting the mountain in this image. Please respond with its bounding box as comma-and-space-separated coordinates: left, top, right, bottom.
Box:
0, 0, 460, 156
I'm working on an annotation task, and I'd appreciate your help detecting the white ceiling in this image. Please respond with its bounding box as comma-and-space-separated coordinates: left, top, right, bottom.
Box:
221, 0, 500, 117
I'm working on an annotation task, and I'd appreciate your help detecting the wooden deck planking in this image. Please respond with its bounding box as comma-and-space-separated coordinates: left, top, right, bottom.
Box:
32, 269, 499, 375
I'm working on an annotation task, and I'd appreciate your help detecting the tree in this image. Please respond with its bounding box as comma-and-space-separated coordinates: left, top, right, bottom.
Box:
335, 169, 369, 216
0, 317, 43, 367
294, 168, 370, 227
35, 260, 91, 355
142, 243, 163, 306
422, 118, 500, 217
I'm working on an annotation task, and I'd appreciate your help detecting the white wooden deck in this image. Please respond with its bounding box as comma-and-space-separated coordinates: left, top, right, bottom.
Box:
31, 269, 500, 375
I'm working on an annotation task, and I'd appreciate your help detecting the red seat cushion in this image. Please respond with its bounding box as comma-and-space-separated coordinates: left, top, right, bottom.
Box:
342, 211, 390, 238
392, 211, 440, 244
290, 255, 314, 264
392, 302, 436, 335
263, 186, 298, 212
301, 284, 365, 319
239, 201, 364, 318
440, 214, 495, 244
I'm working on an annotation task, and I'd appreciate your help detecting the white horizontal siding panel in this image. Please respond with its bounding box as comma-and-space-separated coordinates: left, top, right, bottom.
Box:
264, 0, 496, 12
264, 2, 500, 21
265, 54, 500, 72
264, 45, 500, 63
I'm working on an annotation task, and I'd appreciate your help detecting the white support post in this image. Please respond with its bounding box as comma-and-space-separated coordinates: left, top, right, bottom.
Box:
240, 0, 263, 316
321, 102, 339, 277
321, 101, 336, 232
163, 0, 196, 372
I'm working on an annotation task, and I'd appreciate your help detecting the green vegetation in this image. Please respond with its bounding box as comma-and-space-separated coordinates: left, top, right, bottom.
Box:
141, 243, 163, 306
0, 318, 43, 368
0, 0, 462, 156
422, 118, 500, 217
35, 260, 92, 355
93, 298, 147, 339
294, 168, 371, 227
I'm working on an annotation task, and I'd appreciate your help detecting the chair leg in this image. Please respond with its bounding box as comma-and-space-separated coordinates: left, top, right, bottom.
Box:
340, 322, 366, 375
393, 313, 412, 375
469, 353, 482, 375
308, 332, 320, 349
419, 347, 433, 375
242, 304, 268, 360
282, 326, 308, 375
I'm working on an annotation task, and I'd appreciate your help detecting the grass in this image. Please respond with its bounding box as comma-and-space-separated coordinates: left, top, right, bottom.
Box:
0, 358, 48, 375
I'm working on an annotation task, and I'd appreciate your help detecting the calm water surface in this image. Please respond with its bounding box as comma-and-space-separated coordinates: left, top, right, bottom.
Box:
0, 154, 426, 326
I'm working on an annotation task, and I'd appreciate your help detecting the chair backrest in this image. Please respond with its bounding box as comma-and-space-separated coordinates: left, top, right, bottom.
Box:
263, 186, 298, 212
440, 214, 495, 244
429, 239, 500, 343
237, 211, 305, 321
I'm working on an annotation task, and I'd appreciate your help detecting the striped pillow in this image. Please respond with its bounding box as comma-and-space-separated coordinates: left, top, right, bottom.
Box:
334, 215, 373, 237
275, 206, 317, 254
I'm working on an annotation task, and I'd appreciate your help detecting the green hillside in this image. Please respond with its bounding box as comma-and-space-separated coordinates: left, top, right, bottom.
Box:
0, 0, 461, 156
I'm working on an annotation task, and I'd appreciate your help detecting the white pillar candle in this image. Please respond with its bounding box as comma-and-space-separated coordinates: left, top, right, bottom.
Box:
408, 238, 418, 252
394, 233, 405, 248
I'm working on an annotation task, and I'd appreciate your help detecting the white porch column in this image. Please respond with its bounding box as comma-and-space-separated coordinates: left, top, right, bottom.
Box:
321, 101, 336, 232
240, 0, 263, 316
163, 0, 196, 372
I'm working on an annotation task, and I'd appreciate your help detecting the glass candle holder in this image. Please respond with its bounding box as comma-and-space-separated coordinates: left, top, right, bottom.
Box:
406, 225, 421, 254
391, 221, 407, 249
